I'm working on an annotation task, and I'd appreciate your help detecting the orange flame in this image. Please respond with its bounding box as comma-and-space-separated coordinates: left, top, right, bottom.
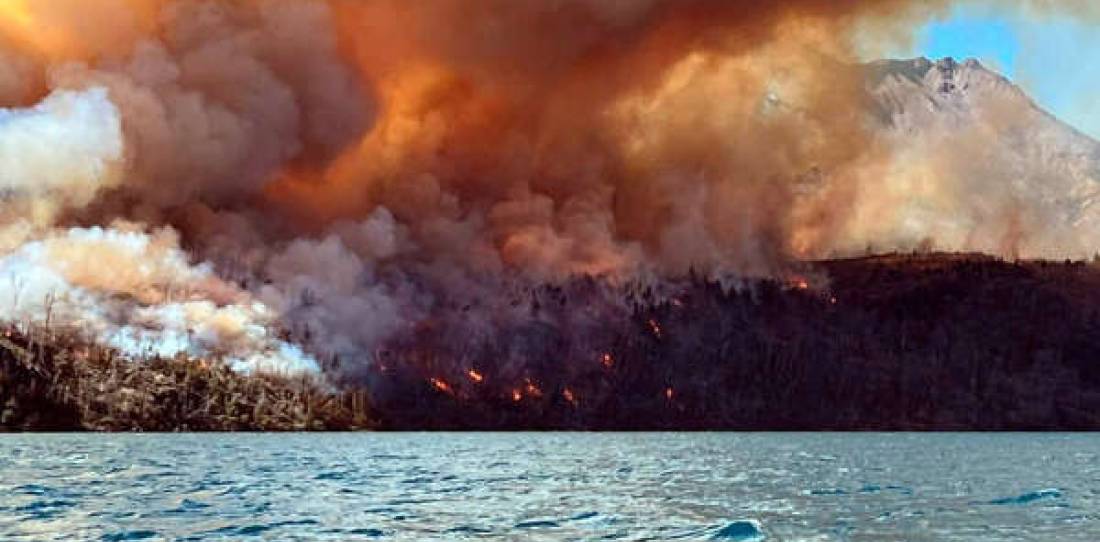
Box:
524, 379, 543, 398
429, 377, 453, 395
510, 388, 523, 402
648, 319, 662, 338
467, 369, 484, 383
665, 387, 675, 400
562, 387, 577, 406
601, 353, 614, 369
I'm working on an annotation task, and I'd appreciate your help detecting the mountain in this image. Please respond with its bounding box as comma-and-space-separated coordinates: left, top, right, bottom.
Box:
853, 57, 1100, 259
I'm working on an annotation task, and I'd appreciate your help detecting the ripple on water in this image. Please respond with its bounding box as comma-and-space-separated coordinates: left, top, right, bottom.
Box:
100, 530, 159, 541
15, 499, 77, 520
987, 489, 1063, 506
514, 519, 560, 529
161, 498, 211, 516
1, 434, 1098, 541
444, 525, 494, 535
205, 519, 320, 537
807, 488, 848, 496
343, 527, 386, 537
12, 484, 60, 496
712, 520, 766, 541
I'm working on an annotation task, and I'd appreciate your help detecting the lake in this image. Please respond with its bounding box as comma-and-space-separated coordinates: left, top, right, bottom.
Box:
0, 433, 1096, 540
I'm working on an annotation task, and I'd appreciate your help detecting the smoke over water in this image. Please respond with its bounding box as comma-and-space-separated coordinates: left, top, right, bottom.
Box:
0, 1, 1088, 376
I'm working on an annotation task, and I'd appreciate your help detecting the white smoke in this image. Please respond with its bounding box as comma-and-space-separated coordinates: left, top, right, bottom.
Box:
0, 225, 318, 373
0, 86, 318, 374
0, 87, 122, 221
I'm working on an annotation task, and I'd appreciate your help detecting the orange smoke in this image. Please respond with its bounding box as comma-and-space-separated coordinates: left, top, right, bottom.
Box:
0, 0, 159, 62
0, 0, 964, 280
265, 0, 952, 278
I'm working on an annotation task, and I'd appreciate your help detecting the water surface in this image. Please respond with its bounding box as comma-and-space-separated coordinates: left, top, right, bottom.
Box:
0, 433, 1097, 540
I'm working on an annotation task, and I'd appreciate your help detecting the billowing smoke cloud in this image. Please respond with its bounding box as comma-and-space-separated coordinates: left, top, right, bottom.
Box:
0, 224, 316, 372
0, 0, 1089, 376
0, 88, 121, 225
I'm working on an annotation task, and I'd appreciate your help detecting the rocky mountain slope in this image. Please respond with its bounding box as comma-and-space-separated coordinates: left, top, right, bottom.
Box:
853, 57, 1100, 258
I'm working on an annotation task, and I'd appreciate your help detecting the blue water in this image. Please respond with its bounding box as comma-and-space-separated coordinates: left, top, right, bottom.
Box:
0, 433, 1097, 541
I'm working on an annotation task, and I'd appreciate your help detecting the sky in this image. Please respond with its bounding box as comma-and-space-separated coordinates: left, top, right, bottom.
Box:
888, 3, 1100, 138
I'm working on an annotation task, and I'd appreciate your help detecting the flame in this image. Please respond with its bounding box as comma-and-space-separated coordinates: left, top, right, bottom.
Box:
524, 379, 543, 399
648, 319, 662, 338
787, 276, 811, 290
429, 377, 453, 395
510, 388, 523, 402
562, 387, 577, 406
466, 368, 484, 383
601, 353, 614, 369
665, 387, 675, 400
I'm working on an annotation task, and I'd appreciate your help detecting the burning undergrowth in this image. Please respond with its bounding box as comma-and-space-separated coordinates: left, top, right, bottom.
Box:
365, 254, 1100, 430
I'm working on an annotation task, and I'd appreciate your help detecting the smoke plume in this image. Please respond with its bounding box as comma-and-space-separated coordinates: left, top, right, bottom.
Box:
0, 0, 1088, 376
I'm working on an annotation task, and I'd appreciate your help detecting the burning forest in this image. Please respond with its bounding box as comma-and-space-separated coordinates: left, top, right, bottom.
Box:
2, 0, 1100, 430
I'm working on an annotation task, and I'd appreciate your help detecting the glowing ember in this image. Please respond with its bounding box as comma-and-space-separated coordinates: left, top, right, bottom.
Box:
511, 388, 523, 402
429, 377, 453, 395
467, 369, 484, 383
665, 387, 675, 400
524, 379, 543, 398
562, 388, 577, 406
601, 353, 614, 369
648, 319, 662, 338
